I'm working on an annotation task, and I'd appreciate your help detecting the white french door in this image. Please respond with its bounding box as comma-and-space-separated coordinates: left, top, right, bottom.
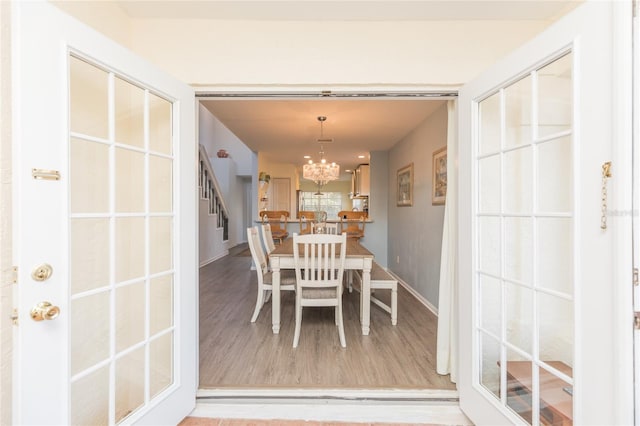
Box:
634, 0, 640, 422
459, 1, 633, 425
13, 1, 197, 424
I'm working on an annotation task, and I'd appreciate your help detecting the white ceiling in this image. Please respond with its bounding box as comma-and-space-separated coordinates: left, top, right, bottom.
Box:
116, 1, 581, 22
201, 97, 447, 173
121, 0, 580, 179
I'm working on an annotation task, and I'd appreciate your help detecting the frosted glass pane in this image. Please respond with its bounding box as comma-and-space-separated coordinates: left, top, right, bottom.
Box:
150, 217, 173, 274
116, 281, 145, 352
70, 138, 109, 213
504, 217, 533, 284
538, 53, 572, 138
150, 332, 174, 398
71, 218, 109, 295
115, 148, 145, 213
116, 217, 145, 282
504, 147, 532, 213
505, 75, 532, 148
71, 292, 110, 375
538, 293, 573, 368
538, 137, 572, 213
479, 92, 501, 155
538, 365, 573, 425
480, 332, 501, 399
70, 56, 108, 139
150, 275, 173, 335
115, 77, 144, 148
479, 275, 501, 337
149, 93, 172, 155
537, 218, 573, 295
70, 366, 109, 426
505, 355, 533, 425
115, 347, 145, 423
506, 283, 532, 353
478, 155, 501, 213
479, 217, 501, 275
149, 155, 173, 213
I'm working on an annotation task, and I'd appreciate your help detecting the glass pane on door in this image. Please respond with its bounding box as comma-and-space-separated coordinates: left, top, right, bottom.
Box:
475, 52, 574, 426
69, 55, 175, 424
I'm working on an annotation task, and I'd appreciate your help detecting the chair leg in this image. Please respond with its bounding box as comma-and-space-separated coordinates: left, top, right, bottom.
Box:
391, 286, 398, 326
337, 299, 346, 348
293, 297, 303, 348
250, 287, 265, 323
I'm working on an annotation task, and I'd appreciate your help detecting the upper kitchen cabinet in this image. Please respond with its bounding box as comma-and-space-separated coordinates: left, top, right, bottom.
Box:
352, 164, 370, 197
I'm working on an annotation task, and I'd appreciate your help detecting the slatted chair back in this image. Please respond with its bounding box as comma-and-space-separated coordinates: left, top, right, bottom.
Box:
261, 223, 277, 255
292, 232, 347, 348
338, 211, 366, 240
310, 222, 340, 235
298, 210, 316, 235
259, 210, 289, 243
247, 226, 295, 323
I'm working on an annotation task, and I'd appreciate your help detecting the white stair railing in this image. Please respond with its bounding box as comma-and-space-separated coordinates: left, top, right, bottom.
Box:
198, 144, 229, 241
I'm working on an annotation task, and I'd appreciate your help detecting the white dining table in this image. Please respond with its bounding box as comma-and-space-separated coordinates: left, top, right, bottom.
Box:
268, 237, 375, 335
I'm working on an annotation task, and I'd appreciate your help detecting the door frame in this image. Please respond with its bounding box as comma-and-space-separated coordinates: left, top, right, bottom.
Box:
2, 1, 634, 422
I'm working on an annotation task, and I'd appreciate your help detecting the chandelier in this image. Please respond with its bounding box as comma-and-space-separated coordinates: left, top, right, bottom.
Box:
303, 116, 340, 187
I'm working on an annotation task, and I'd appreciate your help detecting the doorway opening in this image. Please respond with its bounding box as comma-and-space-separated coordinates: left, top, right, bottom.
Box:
194, 93, 456, 397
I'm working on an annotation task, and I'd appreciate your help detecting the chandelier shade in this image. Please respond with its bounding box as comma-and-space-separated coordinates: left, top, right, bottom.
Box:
303, 160, 340, 186
303, 116, 340, 186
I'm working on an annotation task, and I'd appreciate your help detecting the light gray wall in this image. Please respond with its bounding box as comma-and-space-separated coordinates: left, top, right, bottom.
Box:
388, 104, 448, 308
198, 103, 254, 176
198, 104, 254, 249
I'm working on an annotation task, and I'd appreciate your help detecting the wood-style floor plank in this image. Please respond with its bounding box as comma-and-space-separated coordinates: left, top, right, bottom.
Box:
199, 245, 456, 390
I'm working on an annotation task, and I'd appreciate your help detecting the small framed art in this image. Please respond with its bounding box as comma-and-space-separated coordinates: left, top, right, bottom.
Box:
432, 147, 447, 205
397, 163, 413, 207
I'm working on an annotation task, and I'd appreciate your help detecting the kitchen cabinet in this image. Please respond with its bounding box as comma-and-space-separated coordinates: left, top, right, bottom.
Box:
354, 164, 370, 196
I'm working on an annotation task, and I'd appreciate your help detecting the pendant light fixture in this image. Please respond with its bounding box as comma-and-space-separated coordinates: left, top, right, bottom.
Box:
302, 116, 340, 191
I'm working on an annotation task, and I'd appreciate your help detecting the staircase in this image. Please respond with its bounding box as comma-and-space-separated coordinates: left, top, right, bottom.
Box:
199, 145, 230, 266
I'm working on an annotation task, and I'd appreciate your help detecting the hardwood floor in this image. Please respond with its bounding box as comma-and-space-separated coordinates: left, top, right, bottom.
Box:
199, 244, 456, 390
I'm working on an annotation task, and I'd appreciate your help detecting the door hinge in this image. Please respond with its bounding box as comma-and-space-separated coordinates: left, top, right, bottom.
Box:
31, 168, 60, 181
12, 266, 18, 284
634, 268, 639, 286
10, 309, 18, 326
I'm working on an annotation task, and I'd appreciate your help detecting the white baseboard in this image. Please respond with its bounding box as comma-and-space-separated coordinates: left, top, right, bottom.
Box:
199, 250, 229, 267
386, 270, 439, 316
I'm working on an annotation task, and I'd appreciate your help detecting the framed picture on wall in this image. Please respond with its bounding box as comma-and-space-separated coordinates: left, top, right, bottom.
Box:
432, 146, 447, 205
397, 163, 413, 207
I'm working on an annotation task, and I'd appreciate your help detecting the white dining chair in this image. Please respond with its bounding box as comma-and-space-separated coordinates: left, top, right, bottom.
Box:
310, 222, 339, 235
261, 223, 277, 255
247, 226, 295, 323
292, 232, 347, 348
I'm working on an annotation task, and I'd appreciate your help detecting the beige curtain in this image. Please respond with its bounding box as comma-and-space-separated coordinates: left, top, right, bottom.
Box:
436, 100, 458, 383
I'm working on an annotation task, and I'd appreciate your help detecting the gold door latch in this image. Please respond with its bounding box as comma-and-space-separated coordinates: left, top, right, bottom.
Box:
30, 301, 60, 322
31, 263, 53, 282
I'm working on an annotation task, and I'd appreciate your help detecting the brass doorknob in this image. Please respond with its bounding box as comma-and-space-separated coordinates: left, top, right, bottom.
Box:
30, 301, 60, 321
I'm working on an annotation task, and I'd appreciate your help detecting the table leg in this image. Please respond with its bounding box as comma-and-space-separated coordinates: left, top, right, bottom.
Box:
271, 258, 281, 334
361, 259, 372, 335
